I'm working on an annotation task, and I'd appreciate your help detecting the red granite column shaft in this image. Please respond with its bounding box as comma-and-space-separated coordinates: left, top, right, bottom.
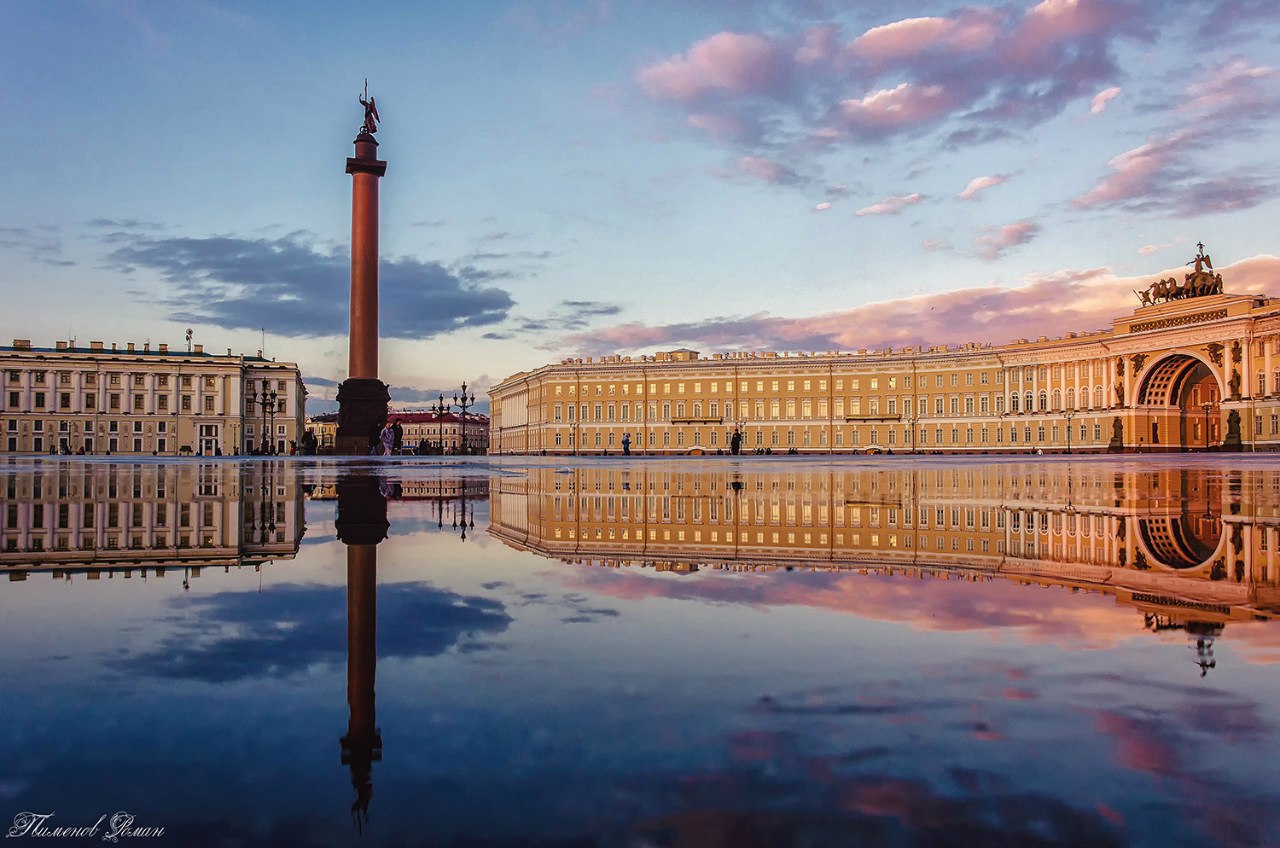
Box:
349, 135, 381, 380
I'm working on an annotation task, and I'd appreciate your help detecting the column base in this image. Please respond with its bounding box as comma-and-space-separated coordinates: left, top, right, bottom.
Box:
336, 378, 391, 456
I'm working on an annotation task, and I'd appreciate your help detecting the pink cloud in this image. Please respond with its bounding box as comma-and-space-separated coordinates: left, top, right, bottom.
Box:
855, 192, 923, 216
850, 11, 1000, 60
813, 201, 832, 211
958, 174, 1008, 200
1182, 59, 1275, 115
554, 254, 1280, 357
1090, 85, 1121, 114
636, 32, 788, 103
737, 155, 800, 184
839, 82, 958, 131
1072, 135, 1184, 209
975, 221, 1040, 259
1014, 0, 1135, 56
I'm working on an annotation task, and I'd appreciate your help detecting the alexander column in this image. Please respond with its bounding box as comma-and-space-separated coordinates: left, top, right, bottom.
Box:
335, 82, 391, 455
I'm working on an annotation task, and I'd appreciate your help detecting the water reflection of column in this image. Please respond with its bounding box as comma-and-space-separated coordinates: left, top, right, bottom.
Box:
336, 476, 389, 833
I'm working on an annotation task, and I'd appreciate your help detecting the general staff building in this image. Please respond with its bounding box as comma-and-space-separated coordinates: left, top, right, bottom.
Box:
489, 252, 1278, 454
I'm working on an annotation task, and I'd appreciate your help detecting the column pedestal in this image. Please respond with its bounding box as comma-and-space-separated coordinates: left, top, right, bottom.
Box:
336, 378, 391, 457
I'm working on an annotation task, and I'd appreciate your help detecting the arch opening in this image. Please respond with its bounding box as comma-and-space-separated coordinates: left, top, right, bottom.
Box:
1136, 355, 1221, 450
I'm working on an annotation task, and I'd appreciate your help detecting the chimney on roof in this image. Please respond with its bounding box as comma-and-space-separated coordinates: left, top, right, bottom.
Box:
227, 348, 232, 356
12, 339, 30, 349
55, 341, 67, 351
194, 344, 203, 354
90, 341, 104, 351
127, 342, 135, 352
257, 349, 263, 358
143, 342, 150, 352
111, 343, 117, 351
158, 343, 168, 353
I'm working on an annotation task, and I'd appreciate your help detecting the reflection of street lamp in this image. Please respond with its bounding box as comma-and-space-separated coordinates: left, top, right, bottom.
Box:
1200, 401, 1214, 451
1063, 409, 1076, 454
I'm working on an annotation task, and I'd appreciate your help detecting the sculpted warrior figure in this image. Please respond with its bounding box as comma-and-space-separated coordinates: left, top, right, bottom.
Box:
359, 79, 380, 135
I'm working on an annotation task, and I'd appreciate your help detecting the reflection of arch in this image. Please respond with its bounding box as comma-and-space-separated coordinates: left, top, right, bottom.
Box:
1136, 513, 1222, 569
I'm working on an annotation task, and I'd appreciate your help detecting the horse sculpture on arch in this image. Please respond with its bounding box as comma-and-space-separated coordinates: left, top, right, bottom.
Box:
1136, 242, 1224, 306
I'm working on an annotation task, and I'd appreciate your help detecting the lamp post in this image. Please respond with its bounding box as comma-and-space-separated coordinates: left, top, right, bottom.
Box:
254, 378, 278, 454
268, 385, 279, 454
455, 382, 476, 455
431, 394, 453, 454
1063, 409, 1075, 454
1200, 401, 1214, 451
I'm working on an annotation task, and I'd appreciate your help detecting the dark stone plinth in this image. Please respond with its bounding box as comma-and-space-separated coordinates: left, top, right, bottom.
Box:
336, 476, 389, 546
336, 378, 390, 456
1223, 409, 1243, 452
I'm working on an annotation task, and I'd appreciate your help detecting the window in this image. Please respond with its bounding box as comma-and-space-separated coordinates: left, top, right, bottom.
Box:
34, 392, 45, 408
204, 396, 214, 412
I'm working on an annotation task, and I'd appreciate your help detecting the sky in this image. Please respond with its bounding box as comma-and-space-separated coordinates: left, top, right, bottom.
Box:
2, 0, 1278, 414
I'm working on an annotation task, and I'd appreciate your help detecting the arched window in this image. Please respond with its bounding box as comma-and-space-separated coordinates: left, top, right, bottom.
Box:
1038, 391, 1047, 411
1094, 386, 1103, 408
1025, 391, 1034, 411
1066, 388, 1076, 408
1052, 389, 1062, 409
1011, 394, 1020, 412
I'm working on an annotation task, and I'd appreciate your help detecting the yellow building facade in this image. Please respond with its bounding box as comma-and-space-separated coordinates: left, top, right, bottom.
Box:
1, 338, 305, 455
489, 268, 1280, 454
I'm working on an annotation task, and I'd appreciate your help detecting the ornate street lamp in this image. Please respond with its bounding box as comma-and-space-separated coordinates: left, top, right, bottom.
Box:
1063, 409, 1076, 454
249, 378, 278, 454
455, 382, 476, 455
1200, 401, 1214, 451
431, 394, 453, 454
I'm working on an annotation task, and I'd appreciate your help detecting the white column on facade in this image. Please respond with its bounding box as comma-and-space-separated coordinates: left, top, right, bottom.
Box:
1244, 336, 1254, 399
1265, 339, 1273, 396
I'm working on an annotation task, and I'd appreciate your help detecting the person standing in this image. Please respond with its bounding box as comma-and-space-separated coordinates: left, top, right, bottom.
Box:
730, 428, 742, 455
392, 418, 404, 454
621, 432, 631, 456
379, 422, 394, 456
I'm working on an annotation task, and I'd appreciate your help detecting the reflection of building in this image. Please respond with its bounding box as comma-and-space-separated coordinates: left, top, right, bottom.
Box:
0, 462, 304, 578
489, 258, 1280, 454
490, 465, 1280, 631
1, 338, 305, 455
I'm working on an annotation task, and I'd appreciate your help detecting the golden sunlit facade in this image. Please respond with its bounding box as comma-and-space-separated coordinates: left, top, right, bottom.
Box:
490, 464, 1280, 628
1, 338, 306, 455
490, 280, 1280, 455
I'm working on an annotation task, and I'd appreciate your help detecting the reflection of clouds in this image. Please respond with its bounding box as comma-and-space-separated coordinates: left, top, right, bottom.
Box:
123, 583, 511, 682
554, 568, 1150, 651
1094, 710, 1179, 776
514, 590, 622, 624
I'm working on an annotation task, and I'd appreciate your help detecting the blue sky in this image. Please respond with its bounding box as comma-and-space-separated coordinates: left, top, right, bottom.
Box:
2, 0, 1278, 412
